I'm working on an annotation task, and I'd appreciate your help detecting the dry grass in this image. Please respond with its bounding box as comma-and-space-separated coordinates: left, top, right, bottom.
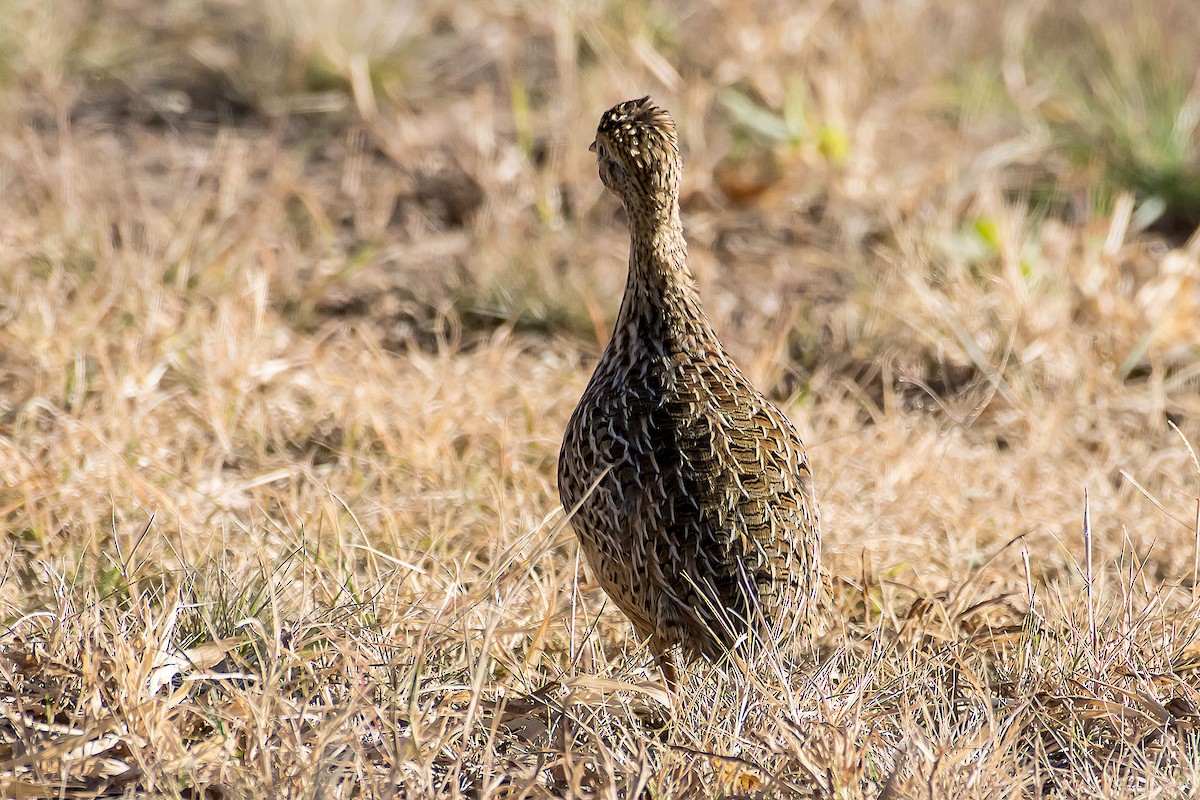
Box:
2, 0, 1200, 796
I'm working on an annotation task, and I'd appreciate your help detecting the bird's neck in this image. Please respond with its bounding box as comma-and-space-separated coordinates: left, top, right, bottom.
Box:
612, 198, 715, 350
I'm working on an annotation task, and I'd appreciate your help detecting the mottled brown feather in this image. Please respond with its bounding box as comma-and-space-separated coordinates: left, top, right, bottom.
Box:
559, 98, 821, 687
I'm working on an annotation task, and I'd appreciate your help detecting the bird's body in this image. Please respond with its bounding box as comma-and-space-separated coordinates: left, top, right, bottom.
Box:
558, 98, 821, 687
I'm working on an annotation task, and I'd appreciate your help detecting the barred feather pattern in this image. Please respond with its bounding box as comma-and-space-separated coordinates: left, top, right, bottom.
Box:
558, 98, 822, 677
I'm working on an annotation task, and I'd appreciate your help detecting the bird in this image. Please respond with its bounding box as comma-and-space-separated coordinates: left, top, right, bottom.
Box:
558, 97, 822, 691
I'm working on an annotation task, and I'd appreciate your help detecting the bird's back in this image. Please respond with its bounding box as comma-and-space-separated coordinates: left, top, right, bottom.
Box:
558, 309, 820, 661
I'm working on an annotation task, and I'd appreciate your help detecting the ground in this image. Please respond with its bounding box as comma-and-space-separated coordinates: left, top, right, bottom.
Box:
2, 0, 1200, 797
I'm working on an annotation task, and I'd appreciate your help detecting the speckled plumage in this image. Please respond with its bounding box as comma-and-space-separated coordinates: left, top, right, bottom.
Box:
558, 98, 822, 688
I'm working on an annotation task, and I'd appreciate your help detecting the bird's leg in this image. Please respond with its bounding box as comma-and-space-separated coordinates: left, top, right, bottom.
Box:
651, 638, 679, 695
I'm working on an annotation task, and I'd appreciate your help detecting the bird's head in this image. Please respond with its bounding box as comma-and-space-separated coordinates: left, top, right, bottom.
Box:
590, 97, 681, 212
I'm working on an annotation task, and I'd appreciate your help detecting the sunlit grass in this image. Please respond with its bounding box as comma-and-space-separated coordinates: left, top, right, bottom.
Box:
2, 0, 1200, 796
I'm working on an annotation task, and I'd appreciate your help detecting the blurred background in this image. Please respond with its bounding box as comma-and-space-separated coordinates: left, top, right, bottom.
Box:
4, 0, 1200, 617
3, 0, 1197, 365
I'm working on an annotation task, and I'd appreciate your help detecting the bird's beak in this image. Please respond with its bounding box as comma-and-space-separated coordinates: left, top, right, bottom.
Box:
589, 140, 597, 153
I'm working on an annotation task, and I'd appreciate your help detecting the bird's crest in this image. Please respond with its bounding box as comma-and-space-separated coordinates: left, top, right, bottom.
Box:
591, 96, 678, 157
